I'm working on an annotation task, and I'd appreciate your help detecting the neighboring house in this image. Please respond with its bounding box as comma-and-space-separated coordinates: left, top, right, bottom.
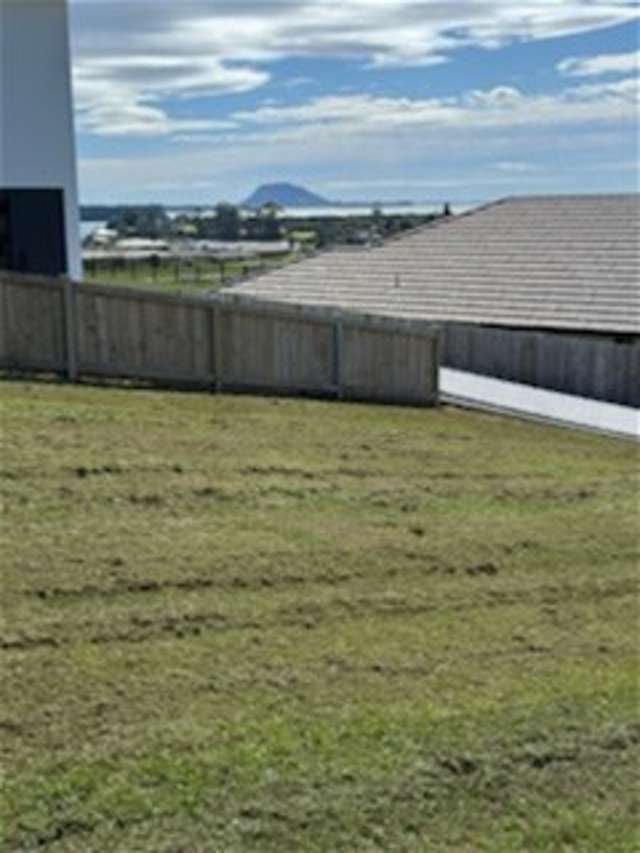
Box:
0, 0, 81, 278
226, 194, 640, 406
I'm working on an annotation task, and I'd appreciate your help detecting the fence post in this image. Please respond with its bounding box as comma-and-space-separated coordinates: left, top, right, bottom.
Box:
333, 316, 344, 399
62, 276, 78, 382
213, 303, 224, 392
432, 329, 441, 405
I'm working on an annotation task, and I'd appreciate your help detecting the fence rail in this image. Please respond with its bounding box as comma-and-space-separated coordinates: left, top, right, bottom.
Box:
0, 273, 440, 406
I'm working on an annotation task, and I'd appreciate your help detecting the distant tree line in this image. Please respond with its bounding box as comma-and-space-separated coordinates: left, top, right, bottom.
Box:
83, 203, 444, 249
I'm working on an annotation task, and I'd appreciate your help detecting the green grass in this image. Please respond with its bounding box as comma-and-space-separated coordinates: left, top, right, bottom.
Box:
83, 254, 299, 295
1, 379, 638, 852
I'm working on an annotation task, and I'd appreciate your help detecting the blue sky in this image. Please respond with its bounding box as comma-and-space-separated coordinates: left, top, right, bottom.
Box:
69, 1, 639, 204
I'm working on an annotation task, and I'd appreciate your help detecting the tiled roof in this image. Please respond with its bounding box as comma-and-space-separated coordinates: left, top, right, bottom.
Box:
227, 194, 640, 334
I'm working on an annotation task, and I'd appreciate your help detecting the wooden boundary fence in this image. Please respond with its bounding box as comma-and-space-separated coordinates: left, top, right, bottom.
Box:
0, 274, 440, 406
441, 322, 640, 408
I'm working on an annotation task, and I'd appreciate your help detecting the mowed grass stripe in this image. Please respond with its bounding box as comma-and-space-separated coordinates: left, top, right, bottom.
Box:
1, 379, 638, 851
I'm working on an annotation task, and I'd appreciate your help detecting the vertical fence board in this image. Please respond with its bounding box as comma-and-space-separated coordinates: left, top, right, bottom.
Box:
63, 278, 78, 381
191, 306, 212, 380
213, 306, 224, 389
628, 343, 640, 407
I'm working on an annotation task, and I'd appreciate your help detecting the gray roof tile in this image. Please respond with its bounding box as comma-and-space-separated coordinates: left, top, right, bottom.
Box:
228, 194, 640, 334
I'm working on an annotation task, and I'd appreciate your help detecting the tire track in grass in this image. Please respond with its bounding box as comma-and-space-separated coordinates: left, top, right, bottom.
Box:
2, 577, 636, 653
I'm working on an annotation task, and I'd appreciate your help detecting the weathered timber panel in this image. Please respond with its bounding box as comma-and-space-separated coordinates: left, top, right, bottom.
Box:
75, 286, 214, 383
219, 308, 335, 393
340, 323, 438, 404
442, 322, 639, 407
0, 276, 66, 370
0, 274, 441, 405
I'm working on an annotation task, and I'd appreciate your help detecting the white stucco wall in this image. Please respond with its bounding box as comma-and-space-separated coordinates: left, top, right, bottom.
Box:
0, 0, 82, 278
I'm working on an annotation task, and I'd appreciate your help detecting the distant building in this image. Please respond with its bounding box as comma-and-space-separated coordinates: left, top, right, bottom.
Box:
114, 238, 171, 253
0, 0, 81, 278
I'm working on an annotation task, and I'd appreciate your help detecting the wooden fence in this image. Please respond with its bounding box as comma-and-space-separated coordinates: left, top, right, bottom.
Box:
441, 322, 640, 408
0, 274, 440, 406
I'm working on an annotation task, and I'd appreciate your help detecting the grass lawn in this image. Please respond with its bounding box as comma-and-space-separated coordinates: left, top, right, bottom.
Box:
1, 379, 638, 852
83, 254, 299, 295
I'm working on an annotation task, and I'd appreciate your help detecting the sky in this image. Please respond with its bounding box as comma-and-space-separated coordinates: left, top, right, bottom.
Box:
68, 0, 640, 205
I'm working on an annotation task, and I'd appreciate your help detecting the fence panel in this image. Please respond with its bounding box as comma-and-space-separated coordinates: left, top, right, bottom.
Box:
75, 284, 215, 384
340, 319, 439, 405
219, 306, 335, 394
441, 321, 639, 406
0, 275, 66, 371
0, 275, 440, 406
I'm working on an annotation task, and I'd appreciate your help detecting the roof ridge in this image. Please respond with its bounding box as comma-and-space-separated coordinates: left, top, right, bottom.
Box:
385, 197, 504, 245
497, 192, 640, 202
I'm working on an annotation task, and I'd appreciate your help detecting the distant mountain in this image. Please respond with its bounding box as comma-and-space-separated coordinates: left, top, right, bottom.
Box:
244, 183, 330, 208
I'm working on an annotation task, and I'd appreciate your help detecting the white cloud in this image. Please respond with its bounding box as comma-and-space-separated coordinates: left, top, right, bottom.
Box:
566, 76, 639, 100
77, 56, 269, 100
558, 49, 639, 76
69, 0, 640, 137
321, 174, 543, 191
494, 161, 540, 172
231, 78, 638, 136
76, 74, 638, 202
73, 55, 266, 136
68, 0, 638, 199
